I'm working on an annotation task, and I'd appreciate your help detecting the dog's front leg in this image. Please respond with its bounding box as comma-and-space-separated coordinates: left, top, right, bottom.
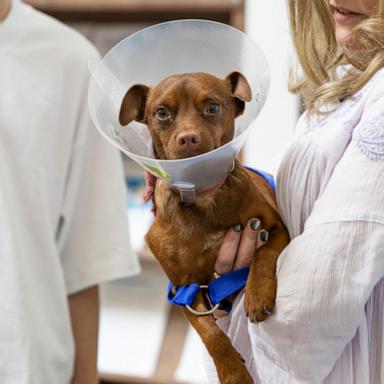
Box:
244, 221, 289, 322
182, 291, 253, 384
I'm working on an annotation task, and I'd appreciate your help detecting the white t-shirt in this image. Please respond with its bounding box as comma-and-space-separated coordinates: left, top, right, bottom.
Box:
0, 1, 140, 383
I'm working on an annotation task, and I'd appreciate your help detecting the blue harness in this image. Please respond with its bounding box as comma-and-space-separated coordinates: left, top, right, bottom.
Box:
167, 166, 275, 315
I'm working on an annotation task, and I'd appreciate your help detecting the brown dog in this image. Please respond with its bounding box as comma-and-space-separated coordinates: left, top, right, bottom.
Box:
119, 72, 289, 384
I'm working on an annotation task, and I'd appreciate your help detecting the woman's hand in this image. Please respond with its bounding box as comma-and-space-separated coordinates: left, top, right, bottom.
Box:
143, 171, 157, 213
143, 171, 156, 202
213, 218, 268, 318
215, 218, 268, 274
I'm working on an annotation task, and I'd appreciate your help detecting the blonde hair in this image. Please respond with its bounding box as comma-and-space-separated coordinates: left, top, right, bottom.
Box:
288, 0, 384, 113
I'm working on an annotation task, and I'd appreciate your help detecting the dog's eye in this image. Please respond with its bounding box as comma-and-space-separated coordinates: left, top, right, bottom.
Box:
155, 107, 171, 121
205, 102, 220, 114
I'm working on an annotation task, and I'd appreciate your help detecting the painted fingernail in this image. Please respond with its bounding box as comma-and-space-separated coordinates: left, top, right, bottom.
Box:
250, 218, 262, 231
232, 224, 242, 232
260, 230, 269, 242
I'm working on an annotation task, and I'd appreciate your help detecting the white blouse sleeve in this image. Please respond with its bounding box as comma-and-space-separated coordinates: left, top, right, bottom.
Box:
218, 108, 384, 383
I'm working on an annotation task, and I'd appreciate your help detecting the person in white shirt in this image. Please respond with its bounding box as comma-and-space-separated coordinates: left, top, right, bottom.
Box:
0, 1, 140, 383
209, 0, 384, 383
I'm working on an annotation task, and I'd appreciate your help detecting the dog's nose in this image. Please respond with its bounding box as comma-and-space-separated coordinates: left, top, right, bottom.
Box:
176, 132, 201, 148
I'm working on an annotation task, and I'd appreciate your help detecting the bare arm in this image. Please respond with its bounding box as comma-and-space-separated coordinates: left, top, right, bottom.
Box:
0, 0, 11, 22
68, 285, 99, 384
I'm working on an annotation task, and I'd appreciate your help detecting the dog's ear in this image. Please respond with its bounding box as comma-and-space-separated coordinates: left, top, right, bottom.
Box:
119, 84, 150, 126
225, 72, 252, 117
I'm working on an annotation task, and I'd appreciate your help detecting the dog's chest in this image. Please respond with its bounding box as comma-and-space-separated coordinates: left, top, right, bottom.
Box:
148, 215, 225, 284
149, 180, 245, 283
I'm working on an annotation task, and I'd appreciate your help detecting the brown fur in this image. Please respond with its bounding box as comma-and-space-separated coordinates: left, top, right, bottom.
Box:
119, 72, 290, 384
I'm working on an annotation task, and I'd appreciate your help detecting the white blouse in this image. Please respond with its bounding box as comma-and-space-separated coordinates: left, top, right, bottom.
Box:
207, 66, 384, 383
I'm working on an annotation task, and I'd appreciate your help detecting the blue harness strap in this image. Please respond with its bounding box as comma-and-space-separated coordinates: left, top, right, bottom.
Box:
207, 267, 250, 305
167, 167, 275, 314
167, 282, 200, 307
245, 166, 275, 190
168, 267, 250, 313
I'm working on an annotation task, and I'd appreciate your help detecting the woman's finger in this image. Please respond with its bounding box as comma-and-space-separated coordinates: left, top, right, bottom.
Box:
143, 171, 157, 203
214, 225, 242, 275
233, 218, 262, 270
257, 229, 269, 249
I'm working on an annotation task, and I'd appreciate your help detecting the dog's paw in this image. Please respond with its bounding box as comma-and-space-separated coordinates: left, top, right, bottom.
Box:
244, 276, 276, 323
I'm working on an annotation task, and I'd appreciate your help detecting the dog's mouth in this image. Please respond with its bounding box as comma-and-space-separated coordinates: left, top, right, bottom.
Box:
165, 135, 230, 160
168, 146, 213, 160
160, 131, 221, 160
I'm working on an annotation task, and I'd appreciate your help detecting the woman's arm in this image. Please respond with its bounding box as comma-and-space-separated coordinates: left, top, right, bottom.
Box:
68, 285, 99, 384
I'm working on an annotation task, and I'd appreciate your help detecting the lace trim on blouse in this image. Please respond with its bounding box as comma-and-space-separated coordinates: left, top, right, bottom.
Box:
353, 109, 384, 161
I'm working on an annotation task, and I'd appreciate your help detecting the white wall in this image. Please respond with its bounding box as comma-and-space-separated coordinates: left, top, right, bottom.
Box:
243, 0, 299, 173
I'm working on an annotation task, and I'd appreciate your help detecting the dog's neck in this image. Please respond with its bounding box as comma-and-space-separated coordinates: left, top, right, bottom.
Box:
154, 160, 251, 228
170, 172, 229, 205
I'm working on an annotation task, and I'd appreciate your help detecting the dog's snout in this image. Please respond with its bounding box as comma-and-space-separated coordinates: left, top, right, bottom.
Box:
176, 132, 201, 148
171, 130, 207, 158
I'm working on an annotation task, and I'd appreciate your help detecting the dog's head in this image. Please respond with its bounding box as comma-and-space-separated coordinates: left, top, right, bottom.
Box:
119, 72, 252, 160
